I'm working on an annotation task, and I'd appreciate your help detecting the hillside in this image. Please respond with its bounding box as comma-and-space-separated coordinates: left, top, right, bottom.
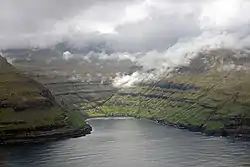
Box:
0, 56, 91, 144
84, 51, 250, 139
4, 48, 250, 140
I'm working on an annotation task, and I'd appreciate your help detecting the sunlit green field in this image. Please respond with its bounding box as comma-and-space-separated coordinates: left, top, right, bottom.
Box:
84, 71, 250, 134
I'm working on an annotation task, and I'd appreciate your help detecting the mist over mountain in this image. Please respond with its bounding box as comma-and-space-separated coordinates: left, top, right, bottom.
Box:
1, 0, 250, 87
2, 0, 250, 146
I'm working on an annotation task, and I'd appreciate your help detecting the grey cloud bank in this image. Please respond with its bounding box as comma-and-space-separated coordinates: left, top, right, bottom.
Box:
1, 0, 250, 87
1, 0, 249, 50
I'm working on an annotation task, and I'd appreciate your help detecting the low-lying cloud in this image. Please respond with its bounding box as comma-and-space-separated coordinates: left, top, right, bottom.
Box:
1, 0, 249, 50
1, 0, 250, 87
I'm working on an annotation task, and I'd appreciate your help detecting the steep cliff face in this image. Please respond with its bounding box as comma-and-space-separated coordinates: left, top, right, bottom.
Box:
85, 51, 250, 139
86, 75, 250, 139
0, 56, 91, 144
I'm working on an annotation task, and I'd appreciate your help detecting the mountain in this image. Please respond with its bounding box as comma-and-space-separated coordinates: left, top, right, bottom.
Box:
0, 56, 91, 144
4, 46, 250, 140
85, 49, 250, 139
1, 46, 136, 84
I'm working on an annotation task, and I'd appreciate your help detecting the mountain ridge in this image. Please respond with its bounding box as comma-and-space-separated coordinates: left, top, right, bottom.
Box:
84, 49, 250, 139
0, 56, 91, 145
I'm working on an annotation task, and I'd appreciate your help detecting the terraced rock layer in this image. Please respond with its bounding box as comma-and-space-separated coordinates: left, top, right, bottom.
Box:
0, 56, 91, 144
85, 71, 250, 139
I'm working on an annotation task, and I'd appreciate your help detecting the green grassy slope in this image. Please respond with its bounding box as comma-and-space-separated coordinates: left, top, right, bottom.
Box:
84, 70, 250, 138
0, 56, 90, 144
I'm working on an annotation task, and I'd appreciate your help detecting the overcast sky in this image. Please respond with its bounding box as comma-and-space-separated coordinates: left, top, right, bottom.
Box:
0, 0, 249, 51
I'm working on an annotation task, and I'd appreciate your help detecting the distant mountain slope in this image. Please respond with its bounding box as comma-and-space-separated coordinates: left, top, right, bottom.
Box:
2, 47, 136, 84
0, 56, 91, 144
85, 49, 250, 139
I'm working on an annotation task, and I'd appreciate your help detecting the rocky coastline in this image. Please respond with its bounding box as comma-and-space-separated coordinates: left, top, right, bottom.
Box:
0, 124, 92, 145
86, 114, 250, 141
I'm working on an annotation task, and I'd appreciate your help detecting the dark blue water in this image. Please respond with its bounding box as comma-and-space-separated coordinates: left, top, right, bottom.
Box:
1, 118, 250, 167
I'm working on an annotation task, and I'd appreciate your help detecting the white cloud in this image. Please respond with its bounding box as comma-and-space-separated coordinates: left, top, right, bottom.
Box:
112, 31, 249, 87
1, 0, 250, 88
62, 51, 73, 60
1, 0, 249, 51
199, 0, 250, 30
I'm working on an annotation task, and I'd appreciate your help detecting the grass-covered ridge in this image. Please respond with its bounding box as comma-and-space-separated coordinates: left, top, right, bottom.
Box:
0, 56, 91, 144
84, 70, 250, 138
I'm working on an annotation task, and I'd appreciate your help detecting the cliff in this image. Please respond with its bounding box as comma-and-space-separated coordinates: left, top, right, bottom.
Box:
0, 56, 91, 144
84, 51, 250, 139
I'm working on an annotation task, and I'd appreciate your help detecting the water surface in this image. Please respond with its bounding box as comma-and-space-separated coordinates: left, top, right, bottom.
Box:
1, 118, 250, 167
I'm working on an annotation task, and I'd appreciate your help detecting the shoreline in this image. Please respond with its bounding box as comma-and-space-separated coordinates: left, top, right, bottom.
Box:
86, 115, 250, 141
2, 114, 248, 145
0, 124, 92, 145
